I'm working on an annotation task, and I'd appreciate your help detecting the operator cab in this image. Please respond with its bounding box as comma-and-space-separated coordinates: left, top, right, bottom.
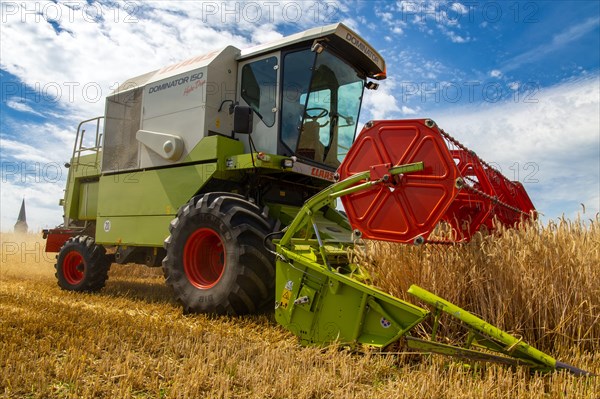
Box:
237, 23, 386, 172
280, 45, 364, 168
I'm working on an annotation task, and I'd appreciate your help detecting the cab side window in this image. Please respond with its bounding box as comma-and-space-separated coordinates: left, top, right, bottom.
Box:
241, 57, 277, 127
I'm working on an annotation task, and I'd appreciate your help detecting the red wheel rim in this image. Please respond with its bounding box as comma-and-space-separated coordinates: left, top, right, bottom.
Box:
63, 251, 85, 285
183, 228, 225, 289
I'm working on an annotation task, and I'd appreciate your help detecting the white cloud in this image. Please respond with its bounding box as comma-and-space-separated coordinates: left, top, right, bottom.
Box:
432, 76, 600, 219
0, 138, 55, 164
552, 16, 600, 47
379, 12, 394, 23
0, 3, 254, 116
394, 0, 471, 41
1, 122, 75, 162
508, 81, 520, 90
397, 1, 417, 13
450, 3, 469, 15
442, 28, 469, 43
362, 79, 401, 120
5, 99, 44, 116
490, 69, 502, 78
401, 105, 418, 115
392, 50, 451, 82
503, 16, 600, 71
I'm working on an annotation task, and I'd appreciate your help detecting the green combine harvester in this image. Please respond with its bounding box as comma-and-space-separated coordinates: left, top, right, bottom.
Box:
43, 23, 591, 375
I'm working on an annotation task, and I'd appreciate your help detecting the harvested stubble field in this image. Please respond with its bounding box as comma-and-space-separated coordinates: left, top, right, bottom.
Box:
1, 217, 599, 399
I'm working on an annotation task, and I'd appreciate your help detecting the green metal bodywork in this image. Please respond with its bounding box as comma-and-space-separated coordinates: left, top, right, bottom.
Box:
62, 153, 102, 221
63, 134, 308, 247
275, 241, 428, 347
95, 135, 244, 246
406, 286, 558, 371
77, 181, 99, 220
274, 162, 430, 348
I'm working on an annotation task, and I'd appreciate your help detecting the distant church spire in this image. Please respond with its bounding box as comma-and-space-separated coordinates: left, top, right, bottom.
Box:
14, 198, 28, 234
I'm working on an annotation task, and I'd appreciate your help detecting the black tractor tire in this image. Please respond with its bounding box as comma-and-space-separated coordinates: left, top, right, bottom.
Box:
163, 193, 278, 315
55, 235, 111, 292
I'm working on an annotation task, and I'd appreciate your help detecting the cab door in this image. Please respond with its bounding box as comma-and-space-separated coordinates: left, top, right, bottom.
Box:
236, 53, 280, 154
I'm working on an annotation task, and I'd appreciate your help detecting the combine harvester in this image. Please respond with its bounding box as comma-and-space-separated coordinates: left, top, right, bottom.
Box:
43, 23, 589, 375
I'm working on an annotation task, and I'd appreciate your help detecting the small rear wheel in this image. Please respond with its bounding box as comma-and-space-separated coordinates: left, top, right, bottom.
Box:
163, 193, 278, 315
55, 235, 111, 292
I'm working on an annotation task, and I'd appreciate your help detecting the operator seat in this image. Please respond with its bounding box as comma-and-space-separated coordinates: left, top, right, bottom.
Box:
297, 120, 324, 162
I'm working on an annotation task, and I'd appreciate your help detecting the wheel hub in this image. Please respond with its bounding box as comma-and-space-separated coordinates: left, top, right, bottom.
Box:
63, 251, 85, 285
183, 228, 226, 289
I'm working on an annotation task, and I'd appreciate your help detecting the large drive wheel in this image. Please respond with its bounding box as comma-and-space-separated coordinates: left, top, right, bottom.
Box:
163, 193, 278, 315
55, 235, 111, 292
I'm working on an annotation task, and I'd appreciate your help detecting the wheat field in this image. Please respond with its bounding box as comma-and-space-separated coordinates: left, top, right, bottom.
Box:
1, 217, 599, 398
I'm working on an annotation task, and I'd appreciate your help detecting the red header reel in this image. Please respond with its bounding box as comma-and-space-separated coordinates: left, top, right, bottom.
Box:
338, 119, 535, 244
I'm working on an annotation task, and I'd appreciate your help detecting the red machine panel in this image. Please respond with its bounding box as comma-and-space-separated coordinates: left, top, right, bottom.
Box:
338, 120, 460, 243
42, 228, 79, 252
338, 119, 536, 244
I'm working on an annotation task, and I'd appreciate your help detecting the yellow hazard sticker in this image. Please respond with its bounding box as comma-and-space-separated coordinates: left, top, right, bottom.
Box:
280, 288, 292, 309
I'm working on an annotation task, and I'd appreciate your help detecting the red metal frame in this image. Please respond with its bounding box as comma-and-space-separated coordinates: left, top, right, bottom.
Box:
43, 228, 80, 253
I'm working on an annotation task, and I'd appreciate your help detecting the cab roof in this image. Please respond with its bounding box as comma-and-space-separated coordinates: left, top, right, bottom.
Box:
239, 23, 386, 79
110, 23, 385, 95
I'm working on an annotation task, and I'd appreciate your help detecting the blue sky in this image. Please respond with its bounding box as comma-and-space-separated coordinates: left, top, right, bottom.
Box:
1, 0, 599, 230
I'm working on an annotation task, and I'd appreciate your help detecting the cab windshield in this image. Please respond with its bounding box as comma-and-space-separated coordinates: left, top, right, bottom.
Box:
281, 48, 364, 168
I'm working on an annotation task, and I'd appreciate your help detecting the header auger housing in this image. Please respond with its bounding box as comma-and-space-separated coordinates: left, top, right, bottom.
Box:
43, 23, 589, 375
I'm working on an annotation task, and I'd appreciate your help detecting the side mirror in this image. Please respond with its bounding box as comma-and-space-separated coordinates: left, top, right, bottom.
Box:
233, 105, 253, 134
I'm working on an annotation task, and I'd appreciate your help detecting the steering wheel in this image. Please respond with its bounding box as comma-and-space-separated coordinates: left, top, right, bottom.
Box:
304, 107, 329, 127
305, 107, 329, 119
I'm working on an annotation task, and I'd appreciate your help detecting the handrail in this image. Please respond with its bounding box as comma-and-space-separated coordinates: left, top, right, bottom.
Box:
72, 116, 104, 171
